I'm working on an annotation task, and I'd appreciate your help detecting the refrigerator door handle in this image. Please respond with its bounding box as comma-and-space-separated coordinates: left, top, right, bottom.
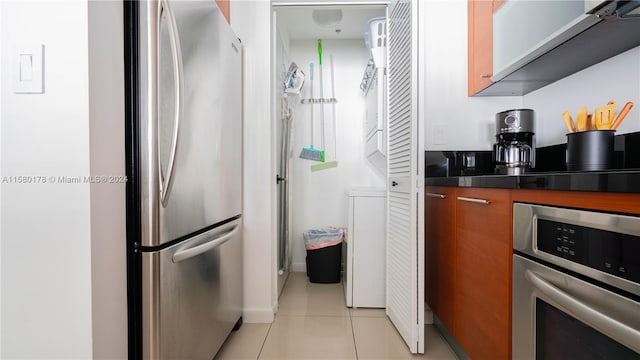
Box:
159, 0, 184, 207
172, 224, 239, 263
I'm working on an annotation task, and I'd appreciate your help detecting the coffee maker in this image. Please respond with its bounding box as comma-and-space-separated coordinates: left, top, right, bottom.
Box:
493, 109, 535, 175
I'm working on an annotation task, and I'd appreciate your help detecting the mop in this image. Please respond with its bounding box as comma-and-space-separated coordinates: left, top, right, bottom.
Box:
299, 62, 324, 162
311, 43, 338, 172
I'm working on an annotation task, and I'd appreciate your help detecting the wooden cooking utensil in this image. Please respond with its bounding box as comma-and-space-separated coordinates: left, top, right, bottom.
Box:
611, 101, 634, 130
576, 107, 587, 131
576, 112, 587, 131
562, 111, 576, 132
604, 102, 616, 128
593, 107, 605, 130
595, 104, 616, 130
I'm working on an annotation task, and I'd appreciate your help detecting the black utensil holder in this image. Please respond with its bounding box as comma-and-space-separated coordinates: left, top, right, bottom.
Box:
566, 130, 615, 171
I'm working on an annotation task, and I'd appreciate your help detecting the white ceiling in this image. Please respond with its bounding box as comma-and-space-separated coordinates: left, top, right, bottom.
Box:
275, 5, 386, 40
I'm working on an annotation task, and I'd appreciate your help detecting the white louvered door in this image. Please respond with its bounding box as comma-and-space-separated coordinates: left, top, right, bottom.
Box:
386, 0, 424, 354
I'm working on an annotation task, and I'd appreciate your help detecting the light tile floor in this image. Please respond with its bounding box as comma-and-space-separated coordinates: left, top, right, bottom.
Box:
215, 272, 458, 360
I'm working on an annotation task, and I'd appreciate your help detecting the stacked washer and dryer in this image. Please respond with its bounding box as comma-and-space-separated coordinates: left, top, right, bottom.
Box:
342, 17, 388, 309
361, 17, 387, 176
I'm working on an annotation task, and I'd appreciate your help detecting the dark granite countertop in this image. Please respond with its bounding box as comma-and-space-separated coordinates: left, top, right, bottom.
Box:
425, 170, 640, 193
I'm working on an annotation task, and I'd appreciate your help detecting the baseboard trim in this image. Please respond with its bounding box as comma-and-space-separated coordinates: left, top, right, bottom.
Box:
291, 262, 306, 273
242, 308, 275, 323
434, 314, 471, 360
425, 305, 434, 325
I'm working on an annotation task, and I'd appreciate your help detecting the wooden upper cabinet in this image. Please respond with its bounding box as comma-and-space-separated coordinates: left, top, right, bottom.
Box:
215, 0, 230, 23
493, 0, 506, 13
468, 0, 494, 96
455, 188, 511, 360
425, 187, 457, 337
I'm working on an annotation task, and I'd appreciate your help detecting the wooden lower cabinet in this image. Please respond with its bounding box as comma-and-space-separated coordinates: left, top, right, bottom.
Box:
425, 186, 640, 359
425, 186, 457, 336
425, 186, 512, 359
455, 188, 511, 360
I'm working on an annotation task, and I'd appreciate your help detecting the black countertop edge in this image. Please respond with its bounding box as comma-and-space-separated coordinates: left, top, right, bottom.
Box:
425, 170, 640, 193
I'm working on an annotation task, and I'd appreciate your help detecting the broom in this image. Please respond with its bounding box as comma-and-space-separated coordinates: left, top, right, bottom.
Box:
299, 61, 324, 162
311, 41, 338, 172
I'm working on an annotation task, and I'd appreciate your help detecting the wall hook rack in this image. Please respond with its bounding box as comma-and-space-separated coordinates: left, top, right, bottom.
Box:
300, 98, 338, 104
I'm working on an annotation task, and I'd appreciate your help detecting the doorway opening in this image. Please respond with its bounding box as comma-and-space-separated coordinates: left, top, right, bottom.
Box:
272, 3, 387, 299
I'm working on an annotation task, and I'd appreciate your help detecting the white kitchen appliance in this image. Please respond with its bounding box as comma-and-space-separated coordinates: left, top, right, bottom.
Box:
343, 187, 386, 308
365, 17, 387, 68
125, 1, 243, 359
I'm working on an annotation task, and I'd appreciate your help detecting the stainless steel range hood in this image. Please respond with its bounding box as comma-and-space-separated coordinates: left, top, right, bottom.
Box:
475, 0, 640, 96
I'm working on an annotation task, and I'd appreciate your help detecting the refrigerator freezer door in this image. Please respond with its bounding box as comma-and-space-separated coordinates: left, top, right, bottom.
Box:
142, 218, 243, 359
143, 0, 243, 247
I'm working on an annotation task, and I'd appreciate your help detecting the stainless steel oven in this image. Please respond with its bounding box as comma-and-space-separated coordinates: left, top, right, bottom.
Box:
513, 203, 640, 359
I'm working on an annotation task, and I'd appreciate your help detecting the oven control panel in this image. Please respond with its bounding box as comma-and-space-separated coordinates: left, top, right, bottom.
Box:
537, 219, 640, 285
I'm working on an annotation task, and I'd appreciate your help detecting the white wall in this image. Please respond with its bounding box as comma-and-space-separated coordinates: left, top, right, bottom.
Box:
87, 1, 127, 359
1, 1, 93, 358
230, 0, 277, 323
0, 2, 3, 356
1, 1, 126, 358
523, 47, 640, 147
423, 0, 522, 151
288, 39, 385, 271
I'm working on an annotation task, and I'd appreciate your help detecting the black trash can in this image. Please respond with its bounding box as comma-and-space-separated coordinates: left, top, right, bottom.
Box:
303, 228, 344, 284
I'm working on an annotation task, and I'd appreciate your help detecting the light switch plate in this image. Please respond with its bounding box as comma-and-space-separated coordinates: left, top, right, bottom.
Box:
13, 44, 44, 94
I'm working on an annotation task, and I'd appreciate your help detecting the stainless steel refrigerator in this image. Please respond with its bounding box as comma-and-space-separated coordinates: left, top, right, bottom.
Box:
124, 1, 243, 359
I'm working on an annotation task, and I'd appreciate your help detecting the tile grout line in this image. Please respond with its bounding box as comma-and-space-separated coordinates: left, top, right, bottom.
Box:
255, 321, 273, 360
256, 272, 292, 360
348, 305, 359, 359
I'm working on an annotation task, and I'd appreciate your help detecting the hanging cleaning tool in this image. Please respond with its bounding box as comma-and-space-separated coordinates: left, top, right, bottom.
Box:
317, 39, 326, 155
311, 53, 339, 172
329, 54, 338, 163
299, 62, 324, 162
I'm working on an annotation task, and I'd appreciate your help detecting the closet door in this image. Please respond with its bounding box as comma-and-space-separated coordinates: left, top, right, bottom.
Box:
386, 0, 424, 354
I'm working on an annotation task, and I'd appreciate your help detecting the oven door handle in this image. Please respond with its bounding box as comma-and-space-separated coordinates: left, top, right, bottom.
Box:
526, 269, 640, 353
